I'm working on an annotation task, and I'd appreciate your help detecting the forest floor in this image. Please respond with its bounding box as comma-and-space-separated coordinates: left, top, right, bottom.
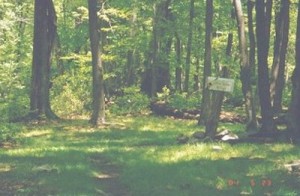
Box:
0, 115, 300, 195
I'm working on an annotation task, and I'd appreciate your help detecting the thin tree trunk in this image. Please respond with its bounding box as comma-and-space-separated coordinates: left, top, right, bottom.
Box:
255, 0, 276, 132
247, 0, 256, 75
233, 0, 258, 131
199, 0, 213, 125
226, 7, 234, 57
193, 57, 200, 92
151, 6, 159, 98
175, 33, 182, 92
15, 1, 27, 64
194, 26, 202, 92
126, 4, 138, 86
159, 37, 172, 90
270, 0, 290, 114
287, 0, 300, 138
248, 0, 260, 116
184, 0, 195, 92
88, 0, 105, 125
226, 33, 233, 57
265, 0, 273, 48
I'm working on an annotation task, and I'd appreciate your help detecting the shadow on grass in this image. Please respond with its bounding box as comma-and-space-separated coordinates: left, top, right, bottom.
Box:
0, 116, 299, 195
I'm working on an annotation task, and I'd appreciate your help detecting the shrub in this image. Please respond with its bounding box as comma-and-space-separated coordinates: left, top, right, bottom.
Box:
109, 87, 150, 115
51, 64, 92, 117
0, 89, 29, 122
168, 92, 200, 110
0, 123, 20, 144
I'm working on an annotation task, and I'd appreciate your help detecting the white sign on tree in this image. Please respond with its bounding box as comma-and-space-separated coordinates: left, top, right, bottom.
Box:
206, 77, 235, 93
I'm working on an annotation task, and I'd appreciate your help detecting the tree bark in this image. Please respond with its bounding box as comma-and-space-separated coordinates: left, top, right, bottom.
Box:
184, 0, 195, 92
233, 0, 258, 131
255, 0, 276, 132
205, 67, 229, 138
270, 0, 290, 114
199, 0, 213, 125
156, 0, 172, 95
88, 0, 105, 125
126, 4, 138, 86
194, 57, 201, 92
15, 1, 27, 64
30, 0, 57, 120
226, 7, 235, 57
287, 0, 300, 137
142, 0, 173, 98
226, 33, 233, 57
175, 32, 182, 92
247, 0, 256, 75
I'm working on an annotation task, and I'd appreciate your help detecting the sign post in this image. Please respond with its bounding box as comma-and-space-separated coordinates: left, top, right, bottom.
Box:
206, 77, 235, 93
204, 67, 234, 138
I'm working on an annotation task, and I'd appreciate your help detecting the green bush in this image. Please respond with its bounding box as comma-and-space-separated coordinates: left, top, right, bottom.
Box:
156, 86, 170, 102
51, 60, 92, 117
0, 123, 20, 144
6, 96, 29, 122
0, 60, 30, 122
109, 87, 150, 115
168, 92, 200, 110
156, 87, 200, 110
0, 89, 29, 122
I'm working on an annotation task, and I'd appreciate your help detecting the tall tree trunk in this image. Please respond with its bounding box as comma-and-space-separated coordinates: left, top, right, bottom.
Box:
30, 0, 57, 119
126, 3, 138, 86
226, 7, 235, 57
287, 0, 300, 138
193, 57, 201, 92
233, 0, 258, 131
150, 5, 159, 98
226, 33, 233, 57
248, 0, 260, 117
15, 1, 27, 64
88, 0, 105, 125
255, 0, 276, 132
175, 33, 182, 92
199, 0, 213, 125
159, 37, 172, 91
142, 0, 173, 98
184, 0, 195, 92
270, 0, 290, 114
193, 26, 203, 93
247, 0, 256, 75
156, 0, 172, 94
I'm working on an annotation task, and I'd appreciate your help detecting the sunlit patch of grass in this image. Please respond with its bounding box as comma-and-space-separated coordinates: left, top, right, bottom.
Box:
219, 123, 246, 134
0, 115, 300, 195
0, 163, 13, 172
269, 143, 295, 152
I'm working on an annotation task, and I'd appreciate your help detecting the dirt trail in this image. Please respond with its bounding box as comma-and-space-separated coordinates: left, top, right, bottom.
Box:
89, 154, 130, 196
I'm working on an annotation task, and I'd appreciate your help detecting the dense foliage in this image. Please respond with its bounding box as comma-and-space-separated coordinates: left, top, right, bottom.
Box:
0, 1, 32, 121
0, 0, 298, 125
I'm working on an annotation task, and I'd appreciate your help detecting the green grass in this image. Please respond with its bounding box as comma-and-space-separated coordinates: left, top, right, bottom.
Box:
0, 115, 300, 195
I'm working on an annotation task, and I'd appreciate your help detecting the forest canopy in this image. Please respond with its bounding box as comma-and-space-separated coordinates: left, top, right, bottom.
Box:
0, 0, 300, 137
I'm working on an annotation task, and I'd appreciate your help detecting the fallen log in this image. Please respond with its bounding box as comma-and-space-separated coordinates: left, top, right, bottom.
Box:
150, 101, 246, 123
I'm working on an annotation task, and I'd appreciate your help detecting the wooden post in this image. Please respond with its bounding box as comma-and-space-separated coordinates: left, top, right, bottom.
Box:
205, 67, 229, 138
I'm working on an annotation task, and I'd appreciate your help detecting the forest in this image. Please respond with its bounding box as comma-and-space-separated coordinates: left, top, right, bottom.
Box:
1, 0, 300, 195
